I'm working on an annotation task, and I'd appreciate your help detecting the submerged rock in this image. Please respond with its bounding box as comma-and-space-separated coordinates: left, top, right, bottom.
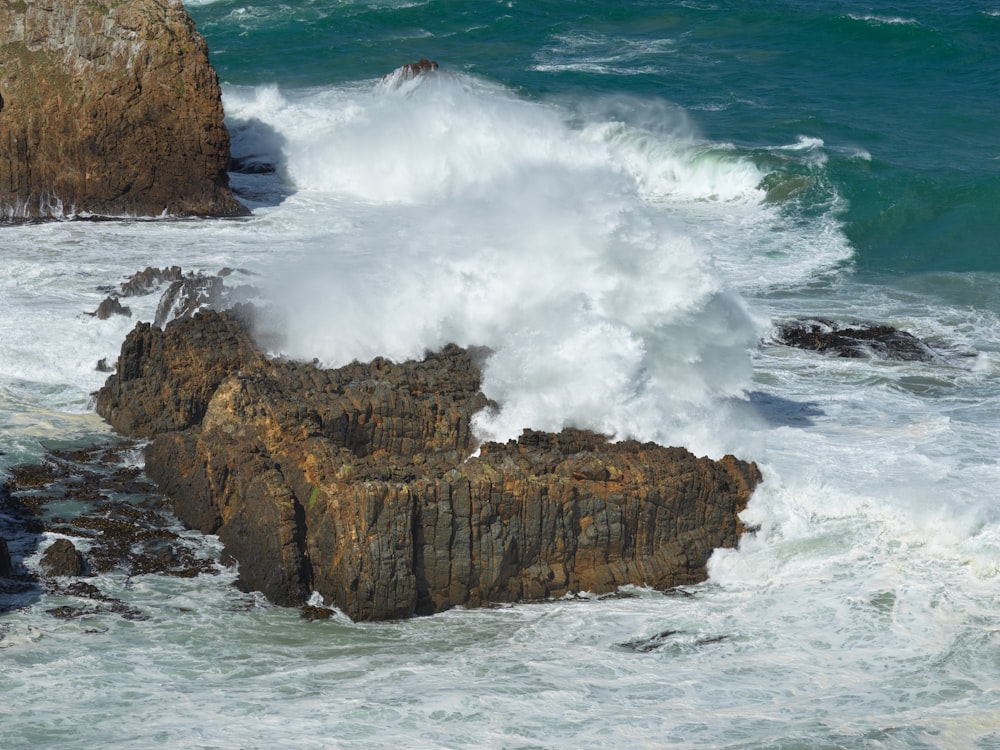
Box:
0, 0, 247, 219
96, 309, 762, 621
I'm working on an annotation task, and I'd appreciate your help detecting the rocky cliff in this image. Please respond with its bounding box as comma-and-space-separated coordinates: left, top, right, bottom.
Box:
96, 310, 762, 620
0, 0, 246, 219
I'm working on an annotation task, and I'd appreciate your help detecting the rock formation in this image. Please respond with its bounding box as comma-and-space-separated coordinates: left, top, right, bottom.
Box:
0, 0, 247, 219
1, 442, 219, 618
39, 538, 85, 577
775, 319, 937, 361
96, 310, 762, 621
378, 58, 440, 91
89, 265, 257, 329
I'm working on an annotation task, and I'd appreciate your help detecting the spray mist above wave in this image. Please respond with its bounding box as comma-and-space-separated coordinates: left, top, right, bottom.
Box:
223, 72, 803, 449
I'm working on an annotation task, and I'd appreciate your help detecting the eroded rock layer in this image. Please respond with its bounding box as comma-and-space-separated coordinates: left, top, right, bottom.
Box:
96, 310, 761, 620
0, 0, 246, 219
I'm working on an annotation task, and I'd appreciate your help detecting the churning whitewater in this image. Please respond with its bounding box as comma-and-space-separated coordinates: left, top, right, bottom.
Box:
3, 1, 1000, 748
227, 75, 776, 453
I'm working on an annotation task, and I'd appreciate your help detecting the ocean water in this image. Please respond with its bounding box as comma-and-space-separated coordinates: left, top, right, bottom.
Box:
2, 1, 1000, 747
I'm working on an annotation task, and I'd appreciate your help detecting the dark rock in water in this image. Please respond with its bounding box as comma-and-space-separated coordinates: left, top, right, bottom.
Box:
379, 58, 440, 90
401, 58, 439, 76
91, 296, 132, 320
96, 358, 114, 373
619, 629, 729, 653
154, 274, 226, 328
120, 266, 185, 298
0, 537, 12, 578
46, 579, 148, 621
0, 0, 247, 219
9, 462, 61, 489
391, 58, 439, 79
47, 604, 99, 620
300, 605, 334, 621
229, 156, 277, 175
40, 538, 85, 577
620, 629, 681, 653
2, 442, 219, 619
96, 309, 763, 621
775, 320, 936, 362
97, 265, 258, 329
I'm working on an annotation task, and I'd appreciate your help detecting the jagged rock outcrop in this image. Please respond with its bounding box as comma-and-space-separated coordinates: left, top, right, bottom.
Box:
89, 265, 257, 330
0, 0, 247, 219
96, 310, 762, 620
91, 296, 131, 320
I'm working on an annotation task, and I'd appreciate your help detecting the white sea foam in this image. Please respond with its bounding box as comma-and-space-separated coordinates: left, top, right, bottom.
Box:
224, 75, 768, 452
848, 14, 920, 26
531, 32, 677, 76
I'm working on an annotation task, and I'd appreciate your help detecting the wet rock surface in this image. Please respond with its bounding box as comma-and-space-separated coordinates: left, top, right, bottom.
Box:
39, 538, 85, 577
96, 308, 762, 621
774, 319, 938, 361
91, 296, 131, 321
89, 265, 258, 356
0, 443, 219, 620
0, 0, 247, 219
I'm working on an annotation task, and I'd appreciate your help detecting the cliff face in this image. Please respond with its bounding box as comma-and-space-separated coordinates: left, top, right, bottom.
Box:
0, 0, 247, 219
96, 310, 762, 621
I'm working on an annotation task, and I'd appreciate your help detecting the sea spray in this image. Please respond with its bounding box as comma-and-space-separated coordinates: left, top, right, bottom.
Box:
225, 73, 766, 452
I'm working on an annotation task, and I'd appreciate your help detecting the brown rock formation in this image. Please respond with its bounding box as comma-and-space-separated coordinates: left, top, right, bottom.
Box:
0, 0, 247, 219
96, 310, 762, 620
39, 538, 84, 577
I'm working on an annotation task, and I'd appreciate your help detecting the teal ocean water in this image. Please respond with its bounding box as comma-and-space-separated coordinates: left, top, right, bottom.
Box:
3, 1, 1000, 747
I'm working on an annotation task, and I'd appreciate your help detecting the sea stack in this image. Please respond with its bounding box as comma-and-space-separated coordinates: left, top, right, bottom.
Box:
96, 309, 763, 621
0, 0, 247, 219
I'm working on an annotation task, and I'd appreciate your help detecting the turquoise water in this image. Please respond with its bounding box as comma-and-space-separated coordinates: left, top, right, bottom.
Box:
3, 2, 1000, 747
